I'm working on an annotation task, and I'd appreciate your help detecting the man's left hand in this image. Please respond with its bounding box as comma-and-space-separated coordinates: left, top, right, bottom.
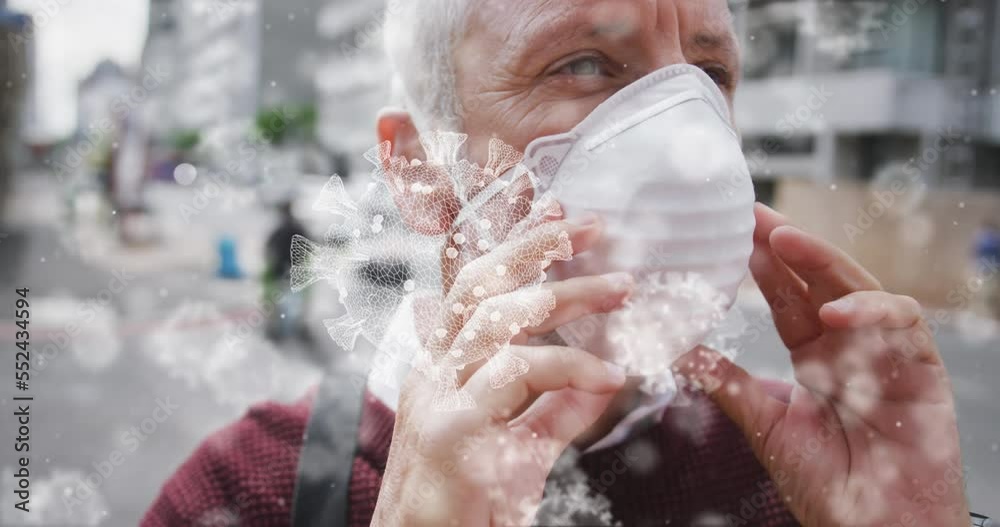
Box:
679, 203, 970, 527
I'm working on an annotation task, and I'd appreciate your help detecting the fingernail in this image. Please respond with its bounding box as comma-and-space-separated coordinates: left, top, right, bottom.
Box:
601, 272, 635, 294
604, 361, 627, 384
825, 297, 855, 313
758, 203, 788, 220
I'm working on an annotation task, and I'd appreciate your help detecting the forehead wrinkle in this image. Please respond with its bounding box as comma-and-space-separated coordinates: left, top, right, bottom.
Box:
511, 9, 590, 58
460, 1, 538, 79
490, 0, 644, 64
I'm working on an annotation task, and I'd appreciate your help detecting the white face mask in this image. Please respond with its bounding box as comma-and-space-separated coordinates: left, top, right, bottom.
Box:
514, 64, 756, 376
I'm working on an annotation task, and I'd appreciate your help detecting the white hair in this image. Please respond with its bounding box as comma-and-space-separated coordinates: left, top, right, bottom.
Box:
383, 0, 471, 133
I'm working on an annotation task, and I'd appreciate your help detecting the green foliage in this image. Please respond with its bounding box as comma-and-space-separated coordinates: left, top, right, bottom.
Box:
170, 129, 202, 152
252, 104, 317, 147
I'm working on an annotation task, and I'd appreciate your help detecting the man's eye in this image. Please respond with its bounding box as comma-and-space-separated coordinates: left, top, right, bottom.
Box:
699, 64, 731, 88
557, 57, 609, 77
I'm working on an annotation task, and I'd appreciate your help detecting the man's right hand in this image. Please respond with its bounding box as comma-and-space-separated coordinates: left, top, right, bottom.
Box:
371, 217, 634, 526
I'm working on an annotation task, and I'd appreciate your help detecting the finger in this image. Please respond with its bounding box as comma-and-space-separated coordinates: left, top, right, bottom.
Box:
440, 219, 601, 351
564, 215, 604, 256
448, 288, 557, 385
446, 219, 593, 316
473, 166, 540, 236
769, 225, 882, 307
750, 204, 822, 348
440, 210, 600, 295
883, 323, 945, 366
752, 202, 790, 245
505, 218, 600, 263
673, 346, 787, 456
509, 388, 617, 445
748, 238, 821, 349
819, 291, 923, 330
463, 216, 602, 288
523, 273, 634, 337
440, 223, 570, 345
450, 273, 632, 385
467, 346, 626, 423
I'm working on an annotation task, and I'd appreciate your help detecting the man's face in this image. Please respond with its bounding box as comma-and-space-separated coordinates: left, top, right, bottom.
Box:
454, 0, 740, 161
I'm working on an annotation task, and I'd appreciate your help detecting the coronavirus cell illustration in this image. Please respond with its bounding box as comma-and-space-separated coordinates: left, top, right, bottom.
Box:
291, 131, 571, 411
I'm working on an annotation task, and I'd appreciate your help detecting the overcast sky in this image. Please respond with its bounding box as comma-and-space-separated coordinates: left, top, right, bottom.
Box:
11, 0, 149, 140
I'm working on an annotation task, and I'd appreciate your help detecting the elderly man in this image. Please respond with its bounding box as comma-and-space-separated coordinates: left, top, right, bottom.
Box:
142, 0, 971, 526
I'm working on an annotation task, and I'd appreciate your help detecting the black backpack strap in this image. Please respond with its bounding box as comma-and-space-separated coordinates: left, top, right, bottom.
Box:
291, 371, 367, 527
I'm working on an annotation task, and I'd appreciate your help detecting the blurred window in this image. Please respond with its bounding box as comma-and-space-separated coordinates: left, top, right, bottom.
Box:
743, 135, 816, 155
842, 133, 921, 182
972, 144, 1000, 189
744, 0, 945, 77
744, 2, 800, 79
822, 0, 944, 74
752, 178, 778, 205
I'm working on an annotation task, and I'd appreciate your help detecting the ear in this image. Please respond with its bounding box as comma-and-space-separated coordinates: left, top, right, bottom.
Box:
377, 108, 424, 161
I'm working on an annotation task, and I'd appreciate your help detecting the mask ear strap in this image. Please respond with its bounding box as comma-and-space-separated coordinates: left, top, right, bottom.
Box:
452, 166, 540, 247
453, 164, 538, 224
452, 176, 508, 228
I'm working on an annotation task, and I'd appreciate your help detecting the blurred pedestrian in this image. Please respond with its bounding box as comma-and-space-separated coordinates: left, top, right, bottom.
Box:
263, 200, 309, 340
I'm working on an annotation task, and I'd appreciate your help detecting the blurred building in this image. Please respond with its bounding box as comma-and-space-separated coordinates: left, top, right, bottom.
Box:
138, 0, 350, 179
139, 0, 261, 135
174, 0, 260, 131
141, 0, 332, 132
139, 0, 180, 139
735, 0, 1000, 195
258, 0, 324, 107
77, 60, 131, 133
0, 4, 40, 143
314, 0, 391, 174
0, 3, 33, 211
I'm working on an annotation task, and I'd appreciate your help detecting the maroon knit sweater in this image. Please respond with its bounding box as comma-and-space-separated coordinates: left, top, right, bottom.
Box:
141, 386, 799, 526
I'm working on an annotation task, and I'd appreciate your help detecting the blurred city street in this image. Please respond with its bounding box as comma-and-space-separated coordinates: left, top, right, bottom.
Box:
0, 168, 336, 525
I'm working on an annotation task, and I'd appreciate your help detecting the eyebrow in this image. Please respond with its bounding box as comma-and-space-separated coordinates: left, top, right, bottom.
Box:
513, 11, 595, 61
690, 31, 738, 57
